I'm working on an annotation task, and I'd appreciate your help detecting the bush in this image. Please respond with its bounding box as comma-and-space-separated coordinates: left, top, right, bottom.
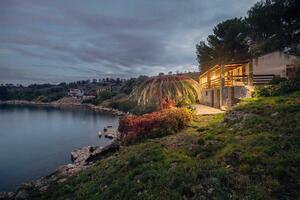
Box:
110, 100, 136, 112
97, 91, 114, 101
110, 99, 157, 115
118, 108, 192, 144
252, 80, 300, 97
130, 103, 157, 115
81, 97, 101, 105
269, 75, 287, 85
35, 95, 50, 102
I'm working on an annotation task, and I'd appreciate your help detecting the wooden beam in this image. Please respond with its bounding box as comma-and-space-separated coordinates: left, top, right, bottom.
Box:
220, 64, 225, 108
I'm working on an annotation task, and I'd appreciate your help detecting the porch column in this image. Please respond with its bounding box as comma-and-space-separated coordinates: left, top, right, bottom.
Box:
207, 71, 211, 88
242, 64, 246, 84
220, 64, 225, 109
248, 61, 253, 86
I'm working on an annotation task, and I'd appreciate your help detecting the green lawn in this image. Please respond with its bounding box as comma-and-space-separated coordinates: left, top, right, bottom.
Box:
28, 92, 300, 200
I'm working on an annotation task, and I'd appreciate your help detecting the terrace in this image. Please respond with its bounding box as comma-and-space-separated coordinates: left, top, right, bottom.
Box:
199, 61, 250, 90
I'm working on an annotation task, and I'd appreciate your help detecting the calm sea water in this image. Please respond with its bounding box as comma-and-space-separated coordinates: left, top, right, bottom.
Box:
0, 105, 119, 191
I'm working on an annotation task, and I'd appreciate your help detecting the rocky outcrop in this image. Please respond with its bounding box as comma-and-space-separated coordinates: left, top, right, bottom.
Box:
0, 192, 14, 200
71, 140, 120, 166
5, 139, 120, 199
102, 126, 120, 139
224, 110, 259, 122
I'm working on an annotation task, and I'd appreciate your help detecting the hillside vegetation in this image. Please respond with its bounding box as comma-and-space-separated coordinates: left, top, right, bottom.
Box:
25, 91, 300, 200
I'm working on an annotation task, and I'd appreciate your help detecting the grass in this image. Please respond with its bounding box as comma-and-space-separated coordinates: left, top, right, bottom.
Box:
27, 92, 300, 199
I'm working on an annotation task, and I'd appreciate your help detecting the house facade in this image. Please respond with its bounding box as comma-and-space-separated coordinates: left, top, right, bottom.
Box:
199, 51, 299, 109
68, 89, 84, 98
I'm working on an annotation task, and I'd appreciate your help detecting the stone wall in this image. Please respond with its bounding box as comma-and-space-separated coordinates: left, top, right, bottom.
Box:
200, 86, 252, 110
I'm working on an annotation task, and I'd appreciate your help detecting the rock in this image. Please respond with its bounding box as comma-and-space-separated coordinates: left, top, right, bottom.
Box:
224, 111, 246, 122
271, 112, 279, 117
71, 140, 119, 166
67, 164, 74, 168
224, 150, 242, 167
102, 127, 120, 139
55, 165, 70, 175
19, 182, 33, 188
232, 122, 243, 130
39, 186, 48, 192
15, 190, 28, 200
33, 179, 45, 188
168, 162, 177, 173
191, 184, 203, 194
86, 140, 119, 163
0, 192, 14, 200
242, 113, 259, 121
57, 178, 67, 183
224, 111, 259, 124
207, 188, 214, 194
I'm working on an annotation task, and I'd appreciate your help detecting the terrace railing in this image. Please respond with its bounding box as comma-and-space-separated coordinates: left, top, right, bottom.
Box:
252, 74, 275, 85
200, 74, 250, 90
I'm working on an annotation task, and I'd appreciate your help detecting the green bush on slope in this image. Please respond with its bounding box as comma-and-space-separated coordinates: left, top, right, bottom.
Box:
252, 80, 300, 97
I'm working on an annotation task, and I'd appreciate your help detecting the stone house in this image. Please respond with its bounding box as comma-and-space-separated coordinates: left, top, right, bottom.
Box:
68, 89, 84, 98
199, 51, 299, 109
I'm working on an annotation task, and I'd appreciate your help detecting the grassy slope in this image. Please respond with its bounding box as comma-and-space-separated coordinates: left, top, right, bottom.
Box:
30, 92, 300, 200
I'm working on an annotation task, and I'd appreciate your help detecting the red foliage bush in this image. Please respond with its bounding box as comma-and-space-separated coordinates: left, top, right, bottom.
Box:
160, 96, 175, 110
118, 108, 192, 144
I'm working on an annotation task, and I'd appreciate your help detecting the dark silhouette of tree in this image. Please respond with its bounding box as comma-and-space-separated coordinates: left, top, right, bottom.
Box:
196, 0, 300, 71
196, 18, 250, 71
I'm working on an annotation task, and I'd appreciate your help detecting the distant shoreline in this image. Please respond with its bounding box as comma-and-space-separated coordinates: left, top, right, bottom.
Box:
0, 100, 126, 116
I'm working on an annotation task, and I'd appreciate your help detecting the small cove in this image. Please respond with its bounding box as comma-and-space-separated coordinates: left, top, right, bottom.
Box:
0, 104, 118, 191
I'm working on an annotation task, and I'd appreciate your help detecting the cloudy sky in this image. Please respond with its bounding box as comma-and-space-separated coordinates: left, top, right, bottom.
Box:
0, 0, 258, 85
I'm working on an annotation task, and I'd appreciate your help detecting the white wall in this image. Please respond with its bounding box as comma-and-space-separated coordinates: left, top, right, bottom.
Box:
252, 51, 298, 78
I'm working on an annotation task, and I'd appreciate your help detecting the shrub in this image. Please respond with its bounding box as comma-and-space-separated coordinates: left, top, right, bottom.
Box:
109, 100, 136, 112
110, 99, 157, 115
97, 91, 114, 101
81, 97, 101, 105
269, 75, 287, 85
130, 75, 201, 109
118, 108, 192, 144
252, 80, 300, 97
35, 95, 50, 102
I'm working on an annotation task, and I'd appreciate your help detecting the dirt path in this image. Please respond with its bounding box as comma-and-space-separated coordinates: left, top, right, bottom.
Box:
193, 104, 224, 115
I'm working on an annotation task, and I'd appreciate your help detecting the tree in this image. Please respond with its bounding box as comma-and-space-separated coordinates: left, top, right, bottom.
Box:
196, 0, 300, 72
0, 86, 9, 100
247, 0, 300, 56
196, 18, 250, 71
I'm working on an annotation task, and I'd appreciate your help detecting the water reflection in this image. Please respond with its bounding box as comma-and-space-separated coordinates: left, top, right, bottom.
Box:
0, 105, 118, 191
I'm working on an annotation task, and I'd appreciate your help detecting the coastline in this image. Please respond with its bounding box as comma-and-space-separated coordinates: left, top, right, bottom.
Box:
0, 139, 121, 199
0, 101, 123, 198
0, 100, 126, 116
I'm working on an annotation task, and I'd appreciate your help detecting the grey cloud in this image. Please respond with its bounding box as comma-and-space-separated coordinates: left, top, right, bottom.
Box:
0, 0, 258, 84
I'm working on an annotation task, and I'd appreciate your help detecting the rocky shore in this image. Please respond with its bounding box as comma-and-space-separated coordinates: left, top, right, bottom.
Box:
0, 137, 121, 200
0, 99, 126, 116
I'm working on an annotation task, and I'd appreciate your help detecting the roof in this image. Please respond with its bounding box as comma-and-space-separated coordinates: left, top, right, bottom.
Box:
199, 60, 249, 77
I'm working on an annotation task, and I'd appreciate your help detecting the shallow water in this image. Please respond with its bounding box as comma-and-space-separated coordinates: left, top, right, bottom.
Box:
0, 105, 118, 191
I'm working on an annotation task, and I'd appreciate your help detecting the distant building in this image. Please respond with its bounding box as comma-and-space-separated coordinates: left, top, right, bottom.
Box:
68, 89, 84, 97
96, 85, 112, 95
199, 51, 300, 109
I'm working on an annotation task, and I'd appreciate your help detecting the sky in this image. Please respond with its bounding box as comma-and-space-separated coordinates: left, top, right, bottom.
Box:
0, 0, 258, 85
